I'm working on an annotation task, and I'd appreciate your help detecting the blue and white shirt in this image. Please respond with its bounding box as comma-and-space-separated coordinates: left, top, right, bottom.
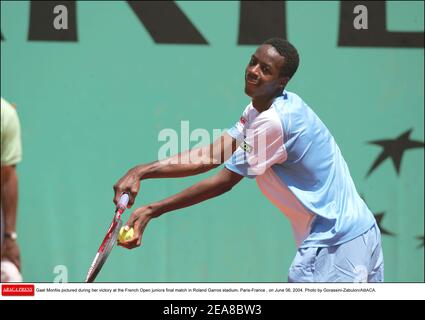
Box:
225, 91, 375, 248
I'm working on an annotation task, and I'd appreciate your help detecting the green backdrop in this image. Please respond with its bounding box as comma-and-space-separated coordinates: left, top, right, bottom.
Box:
1, 1, 423, 282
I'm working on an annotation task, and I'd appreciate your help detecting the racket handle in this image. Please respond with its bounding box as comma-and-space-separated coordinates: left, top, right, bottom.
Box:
117, 193, 130, 211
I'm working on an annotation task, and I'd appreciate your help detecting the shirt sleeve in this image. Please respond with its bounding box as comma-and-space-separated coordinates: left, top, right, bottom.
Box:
227, 104, 253, 142
225, 111, 287, 179
1, 103, 22, 166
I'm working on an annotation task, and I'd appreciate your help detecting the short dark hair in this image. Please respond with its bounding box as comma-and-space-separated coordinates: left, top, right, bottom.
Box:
263, 38, 299, 79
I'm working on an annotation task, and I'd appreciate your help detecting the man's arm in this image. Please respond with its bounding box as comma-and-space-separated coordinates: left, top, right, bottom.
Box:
113, 132, 238, 207
1, 165, 21, 270
118, 167, 243, 249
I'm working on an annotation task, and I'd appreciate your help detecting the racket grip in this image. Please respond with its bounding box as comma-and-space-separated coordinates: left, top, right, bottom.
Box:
117, 193, 130, 211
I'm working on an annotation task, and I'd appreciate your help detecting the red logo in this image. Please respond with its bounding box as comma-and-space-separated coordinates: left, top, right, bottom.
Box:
1, 284, 35, 296
239, 117, 247, 125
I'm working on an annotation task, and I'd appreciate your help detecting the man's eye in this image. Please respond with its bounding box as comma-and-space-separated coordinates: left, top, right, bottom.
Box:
262, 66, 270, 73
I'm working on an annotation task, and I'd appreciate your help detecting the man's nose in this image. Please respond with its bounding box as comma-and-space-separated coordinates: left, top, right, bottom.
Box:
248, 64, 260, 77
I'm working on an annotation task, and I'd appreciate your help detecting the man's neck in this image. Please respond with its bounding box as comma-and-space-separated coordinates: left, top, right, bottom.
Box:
252, 95, 278, 113
251, 89, 284, 113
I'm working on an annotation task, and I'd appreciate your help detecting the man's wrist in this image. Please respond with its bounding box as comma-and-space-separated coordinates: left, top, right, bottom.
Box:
148, 203, 162, 218
134, 164, 148, 180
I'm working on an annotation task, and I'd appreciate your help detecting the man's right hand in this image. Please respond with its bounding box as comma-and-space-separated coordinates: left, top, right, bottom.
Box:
113, 167, 143, 208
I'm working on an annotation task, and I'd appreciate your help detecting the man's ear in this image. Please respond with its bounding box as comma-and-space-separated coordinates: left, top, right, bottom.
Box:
279, 76, 289, 89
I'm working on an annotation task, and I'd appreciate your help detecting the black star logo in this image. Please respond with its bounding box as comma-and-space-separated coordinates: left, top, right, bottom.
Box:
366, 129, 424, 177
416, 235, 424, 249
360, 194, 395, 237
374, 212, 396, 236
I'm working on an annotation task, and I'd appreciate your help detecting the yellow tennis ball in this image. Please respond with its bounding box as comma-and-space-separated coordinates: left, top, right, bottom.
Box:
118, 226, 134, 243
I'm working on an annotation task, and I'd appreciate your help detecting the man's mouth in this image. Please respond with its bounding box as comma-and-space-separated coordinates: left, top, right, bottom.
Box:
245, 74, 259, 85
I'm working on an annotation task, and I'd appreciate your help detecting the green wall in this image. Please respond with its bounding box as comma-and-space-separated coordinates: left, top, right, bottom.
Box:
1, 1, 423, 282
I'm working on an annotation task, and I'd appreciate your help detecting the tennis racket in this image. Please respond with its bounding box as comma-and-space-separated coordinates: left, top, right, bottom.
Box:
85, 193, 129, 282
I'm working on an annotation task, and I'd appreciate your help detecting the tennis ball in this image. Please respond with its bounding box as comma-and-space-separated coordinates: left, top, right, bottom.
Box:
118, 226, 134, 243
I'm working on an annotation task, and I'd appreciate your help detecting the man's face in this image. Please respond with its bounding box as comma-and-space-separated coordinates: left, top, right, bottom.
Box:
244, 45, 287, 99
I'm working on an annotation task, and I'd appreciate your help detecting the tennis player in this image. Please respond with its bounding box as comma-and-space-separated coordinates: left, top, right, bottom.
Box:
113, 38, 384, 282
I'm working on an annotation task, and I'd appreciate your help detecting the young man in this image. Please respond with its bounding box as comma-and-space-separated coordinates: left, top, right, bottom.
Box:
113, 38, 384, 282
